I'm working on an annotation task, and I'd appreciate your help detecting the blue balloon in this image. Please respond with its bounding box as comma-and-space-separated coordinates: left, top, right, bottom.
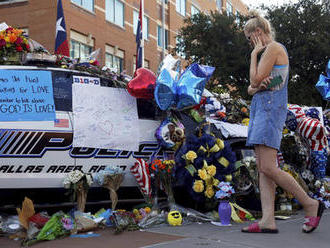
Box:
176, 63, 215, 110
315, 60, 330, 101
154, 64, 215, 110
154, 69, 176, 111
315, 74, 330, 101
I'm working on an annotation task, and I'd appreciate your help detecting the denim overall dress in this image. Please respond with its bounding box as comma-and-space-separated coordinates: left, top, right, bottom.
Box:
246, 52, 289, 150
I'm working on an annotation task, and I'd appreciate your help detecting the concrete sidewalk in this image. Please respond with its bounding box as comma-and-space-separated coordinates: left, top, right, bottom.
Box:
0, 209, 329, 248
145, 209, 330, 248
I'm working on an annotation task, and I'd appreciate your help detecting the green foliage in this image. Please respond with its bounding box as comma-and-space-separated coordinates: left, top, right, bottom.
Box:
264, 0, 330, 107
176, 12, 251, 100
176, 0, 330, 107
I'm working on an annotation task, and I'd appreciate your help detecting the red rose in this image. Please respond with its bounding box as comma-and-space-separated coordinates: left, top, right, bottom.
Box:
25, 43, 30, 51
16, 46, 23, 52
15, 37, 22, 45
5, 27, 13, 32
0, 39, 5, 47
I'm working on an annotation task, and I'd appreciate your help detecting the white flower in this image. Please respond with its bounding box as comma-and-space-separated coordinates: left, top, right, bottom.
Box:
86, 174, 93, 186
63, 179, 71, 189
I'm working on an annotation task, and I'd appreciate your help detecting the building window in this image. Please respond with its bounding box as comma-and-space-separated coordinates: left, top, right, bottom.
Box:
71, 0, 94, 12
105, 45, 124, 73
191, 5, 200, 17
70, 30, 94, 60
157, 25, 168, 49
133, 10, 149, 40
70, 40, 93, 60
105, 53, 123, 73
216, 0, 222, 11
133, 56, 149, 72
105, 0, 124, 27
226, 0, 233, 15
0, 0, 28, 5
176, 0, 185, 16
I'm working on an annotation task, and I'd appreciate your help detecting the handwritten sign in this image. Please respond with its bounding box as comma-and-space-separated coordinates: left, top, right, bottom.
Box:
0, 70, 55, 121
52, 71, 72, 111
72, 84, 140, 150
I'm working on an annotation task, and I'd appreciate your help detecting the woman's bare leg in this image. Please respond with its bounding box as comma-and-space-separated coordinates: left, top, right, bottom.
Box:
258, 145, 318, 228
243, 145, 277, 230
257, 145, 277, 228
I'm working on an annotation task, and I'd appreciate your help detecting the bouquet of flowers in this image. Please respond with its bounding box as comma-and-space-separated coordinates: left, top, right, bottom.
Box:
150, 159, 176, 207
63, 170, 93, 212
215, 182, 235, 200
93, 166, 125, 210
0, 26, 29, 64
174, 123, 236, 208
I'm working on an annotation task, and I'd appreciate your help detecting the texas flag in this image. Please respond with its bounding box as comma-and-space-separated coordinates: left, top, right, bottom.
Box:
55, 0, 69, 56
135, 0, 143, 71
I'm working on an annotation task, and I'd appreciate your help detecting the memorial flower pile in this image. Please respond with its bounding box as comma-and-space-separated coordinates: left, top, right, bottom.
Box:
0, 26, 29, 57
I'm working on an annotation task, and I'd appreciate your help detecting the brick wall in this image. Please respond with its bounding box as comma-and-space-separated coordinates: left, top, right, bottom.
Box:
0, 0, 248, 75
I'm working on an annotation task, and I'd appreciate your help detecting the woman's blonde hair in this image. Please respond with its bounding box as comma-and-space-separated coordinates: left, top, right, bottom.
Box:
244, 10, 275, 39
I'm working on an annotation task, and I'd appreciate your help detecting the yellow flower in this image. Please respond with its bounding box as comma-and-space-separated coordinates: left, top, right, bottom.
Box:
185, 151, 197, 162
225, 174, 232, 182
4, 36, 10, 43
206, 165, 216, 177
145, 207, 151, 214
209, 144, 220, 153
213, 178, 220, 186
205, 177, 213, 187
198, 169, 209, 181
203, 160, 208, 169
198, 145, 207, 153
282, 128, 289, 134
216, 139, 224, 150
218, 157, 229, 168
133, 209, 139, 215
193, 180, 204, 193
242, 118, 250, 126
204, 186, 214, 198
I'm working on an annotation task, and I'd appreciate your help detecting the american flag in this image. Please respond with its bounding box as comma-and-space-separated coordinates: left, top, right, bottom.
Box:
130, 158, 151, 197
288, 104, 328, 151
54, 118, 69, 128
297, 117, 328, 151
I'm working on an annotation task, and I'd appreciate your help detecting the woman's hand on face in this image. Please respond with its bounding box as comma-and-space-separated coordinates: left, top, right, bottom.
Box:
251, 34, 266, 55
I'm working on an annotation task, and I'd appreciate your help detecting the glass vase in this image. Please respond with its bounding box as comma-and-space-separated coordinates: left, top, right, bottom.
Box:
218, 200, 231, 225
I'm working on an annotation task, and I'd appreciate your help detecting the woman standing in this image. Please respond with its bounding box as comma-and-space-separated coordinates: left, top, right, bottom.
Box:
242, 10, 324, 234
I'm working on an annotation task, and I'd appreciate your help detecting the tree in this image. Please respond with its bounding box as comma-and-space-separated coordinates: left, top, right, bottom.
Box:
176, 0, 330, 107
175, 12, 251, 100
264, 0, 330, 107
